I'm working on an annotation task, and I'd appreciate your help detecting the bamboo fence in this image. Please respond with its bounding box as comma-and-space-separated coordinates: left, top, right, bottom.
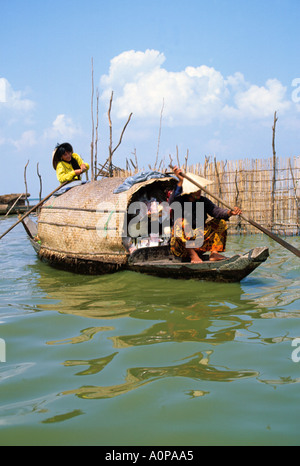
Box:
187, 155, 300, 236
111, 155, 300, 236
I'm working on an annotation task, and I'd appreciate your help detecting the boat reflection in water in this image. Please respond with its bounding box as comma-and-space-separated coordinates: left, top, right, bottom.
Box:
32, 265, 277, 402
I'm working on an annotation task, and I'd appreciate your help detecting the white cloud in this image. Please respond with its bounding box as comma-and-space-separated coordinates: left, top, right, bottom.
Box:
233, 79, 291, 118
0, 78, 36, 146
11, 130, 37, 151
0, 78, 35, 112
0, 79, 7, 103
101, 49, 166, 95
43, 114, 81, 140
100, 50, 293, 126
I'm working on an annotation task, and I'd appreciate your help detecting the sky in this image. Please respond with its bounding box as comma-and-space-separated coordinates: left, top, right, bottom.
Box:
1, 0, 300, 197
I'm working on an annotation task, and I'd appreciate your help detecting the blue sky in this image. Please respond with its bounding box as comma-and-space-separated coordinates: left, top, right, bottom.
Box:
1, 0, 300, 197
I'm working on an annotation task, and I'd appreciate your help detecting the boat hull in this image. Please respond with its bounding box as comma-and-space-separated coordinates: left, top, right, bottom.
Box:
127, 246, 269, 282
35, 245, 269, 282
23, 215, 269, 282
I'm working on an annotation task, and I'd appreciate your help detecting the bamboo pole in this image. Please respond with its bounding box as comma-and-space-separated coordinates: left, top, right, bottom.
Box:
0, 182, 69, 241
107, 91, 133, 177
289, 157, 300, 233
94, 88, 99, 179
90, 57, 95, 181
24, 160, 29, 208
37, 163, 43, 202
271, 111, 278, 229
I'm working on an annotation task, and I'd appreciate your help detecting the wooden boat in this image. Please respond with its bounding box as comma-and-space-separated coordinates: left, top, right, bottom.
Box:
0, 193, 33, 215
128, 245, 269, 283
21, 177, 269, 282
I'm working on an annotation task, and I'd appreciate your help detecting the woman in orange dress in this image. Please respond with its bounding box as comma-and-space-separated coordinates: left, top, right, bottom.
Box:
169, 166, 242, 263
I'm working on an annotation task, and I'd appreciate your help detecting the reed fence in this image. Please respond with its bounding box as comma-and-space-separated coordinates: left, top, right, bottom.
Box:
185, 155, 300, 236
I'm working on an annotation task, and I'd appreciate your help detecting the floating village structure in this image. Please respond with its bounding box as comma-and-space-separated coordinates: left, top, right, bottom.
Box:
0, 193, 32, 216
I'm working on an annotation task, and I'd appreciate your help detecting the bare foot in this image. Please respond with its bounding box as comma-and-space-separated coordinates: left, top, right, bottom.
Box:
191, 257, 203, 264
188, 249, 203, 263
209, 252, 227, 262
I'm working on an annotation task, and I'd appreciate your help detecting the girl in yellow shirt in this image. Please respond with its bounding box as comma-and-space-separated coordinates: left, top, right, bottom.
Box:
52, 142, 90, 184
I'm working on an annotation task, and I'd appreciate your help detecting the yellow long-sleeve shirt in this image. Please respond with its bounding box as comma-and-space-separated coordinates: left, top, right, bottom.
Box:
56, 153, 90, 184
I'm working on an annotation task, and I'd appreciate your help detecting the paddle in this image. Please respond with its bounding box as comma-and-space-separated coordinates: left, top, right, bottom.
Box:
170, 165, 300, 259
0, 181, 68, 241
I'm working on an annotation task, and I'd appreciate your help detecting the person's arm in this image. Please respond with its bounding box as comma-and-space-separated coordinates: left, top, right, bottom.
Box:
202, 197, 230, 220
56, 162, 77, 184
169, 166, 184, 204
203, 197, 242, 219
73, 153, 90, 172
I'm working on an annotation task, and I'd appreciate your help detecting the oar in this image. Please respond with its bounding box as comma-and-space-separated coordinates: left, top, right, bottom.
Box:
170, 165, 300, 259
0, 182, 68, 241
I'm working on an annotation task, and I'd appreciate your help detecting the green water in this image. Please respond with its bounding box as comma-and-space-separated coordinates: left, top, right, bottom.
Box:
0, 217, 299, 446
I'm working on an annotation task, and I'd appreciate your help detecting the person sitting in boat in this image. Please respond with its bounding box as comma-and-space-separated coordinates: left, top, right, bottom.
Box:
169, 166, 242, 263
52, 142, 90, 184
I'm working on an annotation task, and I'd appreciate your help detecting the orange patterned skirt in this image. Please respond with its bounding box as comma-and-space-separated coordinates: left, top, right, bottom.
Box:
170, 218, 228, 258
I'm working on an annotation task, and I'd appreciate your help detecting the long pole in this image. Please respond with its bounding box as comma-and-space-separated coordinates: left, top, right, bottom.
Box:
171, 166, 300, 259
0, 182, 68, 241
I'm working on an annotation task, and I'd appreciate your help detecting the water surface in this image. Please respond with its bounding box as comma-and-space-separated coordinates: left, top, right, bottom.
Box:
0, 217, 299, 446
